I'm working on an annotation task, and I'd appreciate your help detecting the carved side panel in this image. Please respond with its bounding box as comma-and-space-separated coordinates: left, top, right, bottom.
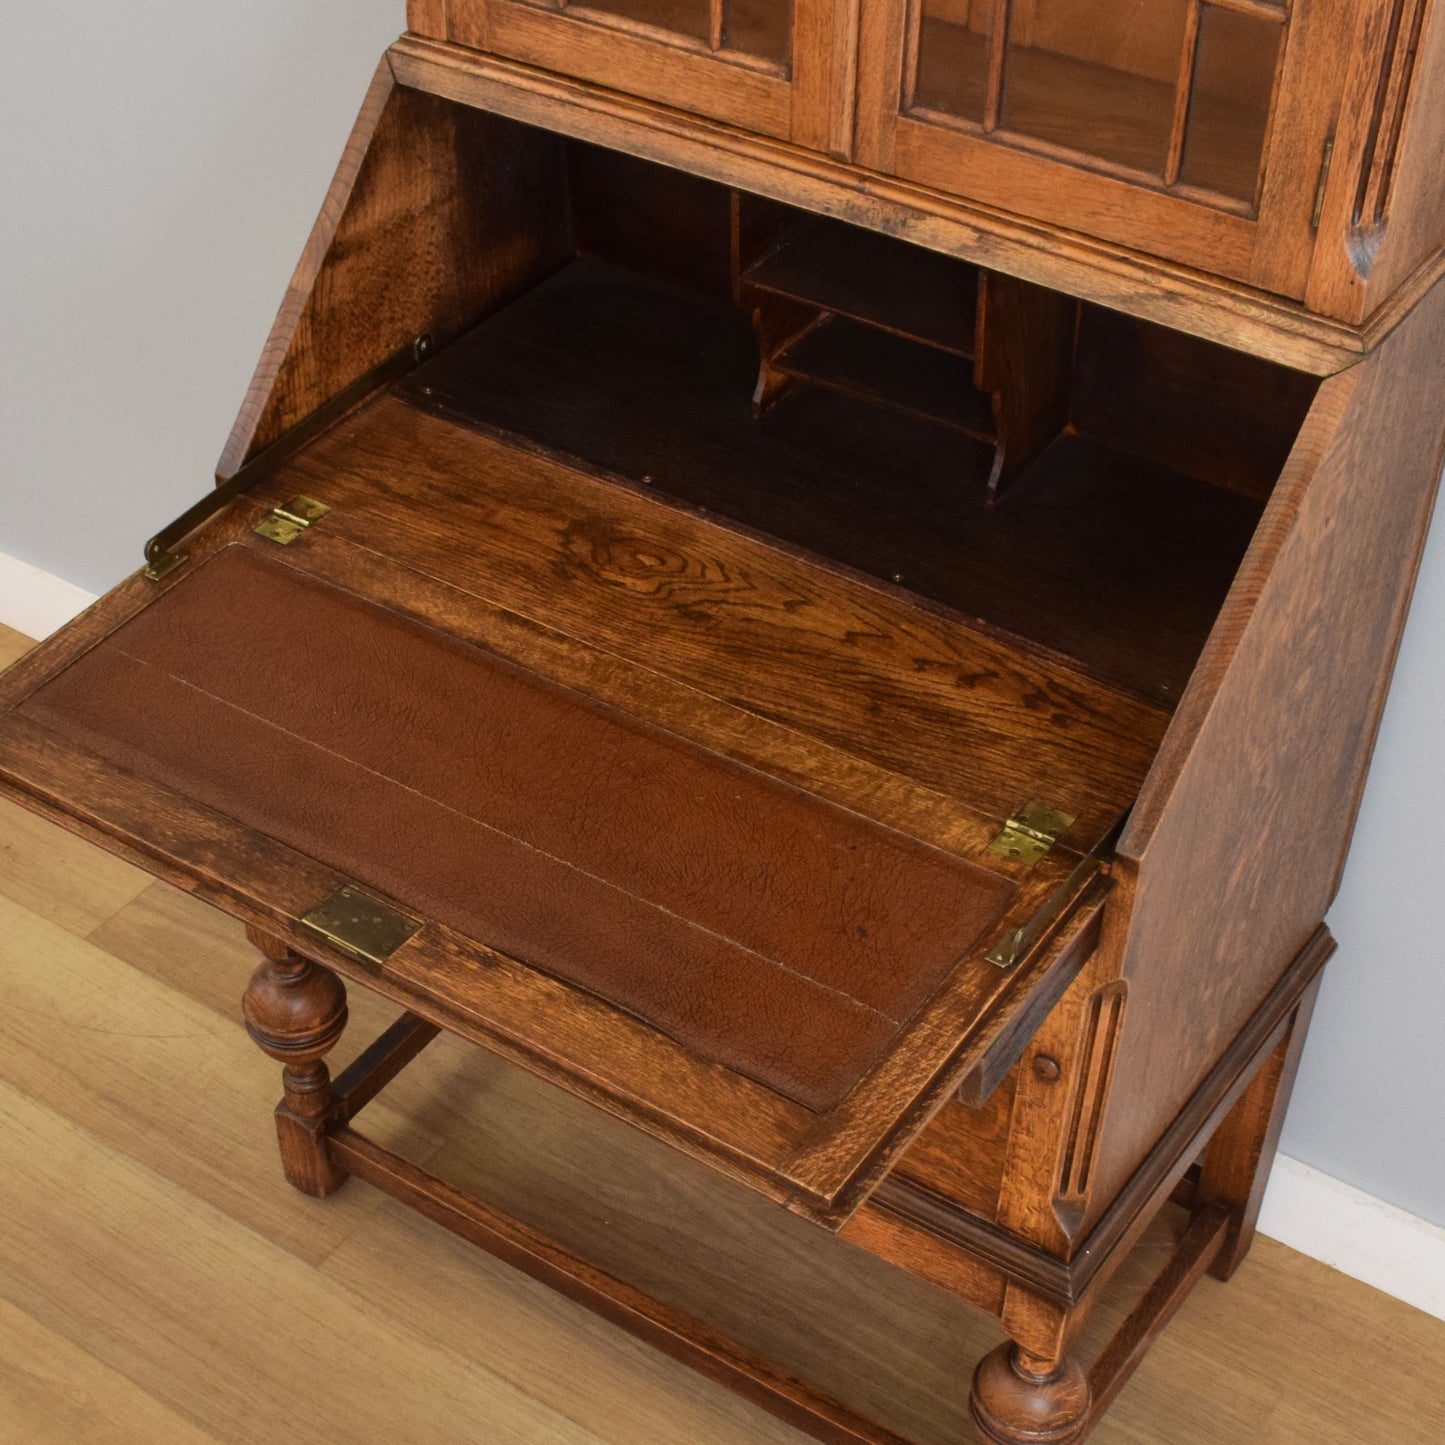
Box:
1055, 982, 1127, 1214
1350, 0, 1431, 272
996, 948, 1129, 1256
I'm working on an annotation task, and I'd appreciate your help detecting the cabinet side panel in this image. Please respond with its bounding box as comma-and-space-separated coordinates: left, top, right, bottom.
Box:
408, 0, 450, 37
1090, 279, 1445, 1217
1360, 0, 1445, 307
219, 71, 572, 477
1308, 0, 1445, 322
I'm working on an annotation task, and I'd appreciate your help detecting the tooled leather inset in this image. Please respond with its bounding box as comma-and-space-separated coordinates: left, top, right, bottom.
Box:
19, 545, 1019, 1114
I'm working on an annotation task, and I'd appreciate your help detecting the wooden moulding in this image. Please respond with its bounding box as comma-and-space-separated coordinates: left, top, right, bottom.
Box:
854, 924, 1336, 1309
383, 34, 1445, 376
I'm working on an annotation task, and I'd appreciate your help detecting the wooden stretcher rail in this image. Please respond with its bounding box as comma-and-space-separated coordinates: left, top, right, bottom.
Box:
333, 1011, 442, 1119
1085, 1202, 1231, 1428
325, 1125, 914, 1445
318, 1009, 1244, 1445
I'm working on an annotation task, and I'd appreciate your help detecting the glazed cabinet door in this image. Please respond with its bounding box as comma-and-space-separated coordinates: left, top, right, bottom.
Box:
432, 0, 856, 153
856, 0, 1359, 294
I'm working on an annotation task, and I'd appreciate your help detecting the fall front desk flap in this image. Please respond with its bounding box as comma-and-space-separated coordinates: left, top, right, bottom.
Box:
0, 466, 1164, 1221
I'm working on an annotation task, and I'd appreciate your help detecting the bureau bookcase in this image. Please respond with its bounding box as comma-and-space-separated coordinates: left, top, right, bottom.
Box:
2, 4, 1443, 1441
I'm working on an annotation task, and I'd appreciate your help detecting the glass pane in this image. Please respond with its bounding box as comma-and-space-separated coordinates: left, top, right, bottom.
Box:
1002, 0, 1189, 176
725, 0, 792, 66
571, 0, 712, 47
569, 0, 792, 65
914, 0, 995, 124
1180, 6, 1283, 204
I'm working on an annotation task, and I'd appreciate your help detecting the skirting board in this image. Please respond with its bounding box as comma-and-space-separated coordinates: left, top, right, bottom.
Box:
1, 550, 1441, 1322
0, 549, 99, 641
1260, 1156, 1445, 1321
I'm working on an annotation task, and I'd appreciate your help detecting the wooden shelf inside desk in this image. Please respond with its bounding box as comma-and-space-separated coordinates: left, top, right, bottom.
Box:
770, 315, 996, 441
740, 215, 980, 357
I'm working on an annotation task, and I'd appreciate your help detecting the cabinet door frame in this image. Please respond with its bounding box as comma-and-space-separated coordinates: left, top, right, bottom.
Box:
442, 0, 858, 155
855, 0, 1359, 294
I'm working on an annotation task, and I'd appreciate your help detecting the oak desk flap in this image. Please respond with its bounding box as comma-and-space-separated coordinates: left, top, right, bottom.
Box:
0, 419, 1161, 1222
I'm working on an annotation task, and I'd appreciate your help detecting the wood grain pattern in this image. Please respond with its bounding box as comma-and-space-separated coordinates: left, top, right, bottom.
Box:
1069, 305, 1320, 502
1093, 279, 1445, 1221
412, 0, 1443, 328
974, 270, 1077, 497
866, 927, 1333, 1308
854, 0, 1361, 299
0, 794, 150, 934
0, 493, 1114, 1226
276, 396, 1170, 844
406, 0, 449, 36
888, 112, 1257, 280
330, 1126, 917, 1445
0, 622, 30, 669
891, 1072, 1018, 1222
1196, 974, 1322, 1281
443, 0, 855, 148
0, 1294, 221, 1445
396, 256, 1250, 704
10, 23, 1445, 1432
1307, 0, 1445, 323
218, 68, 572, 478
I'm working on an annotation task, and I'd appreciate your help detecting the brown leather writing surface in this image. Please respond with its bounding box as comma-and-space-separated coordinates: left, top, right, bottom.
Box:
21, 545, 1017, 1111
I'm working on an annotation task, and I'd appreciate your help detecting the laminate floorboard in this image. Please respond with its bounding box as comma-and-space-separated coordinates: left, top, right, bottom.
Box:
0, 621, 1442, 1444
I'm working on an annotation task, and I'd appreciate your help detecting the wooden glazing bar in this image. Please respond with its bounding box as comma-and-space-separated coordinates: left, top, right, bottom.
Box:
898, 0, 924, 113
332, 1012, 442, 1119
1209, 0, 1288, 18
326, 1127, 915, 1445
982, 0, 1010, 133
1165, 0, 1204, 187
709, 0, 725, 51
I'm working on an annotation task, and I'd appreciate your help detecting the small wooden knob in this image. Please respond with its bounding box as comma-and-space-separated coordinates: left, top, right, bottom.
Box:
1032, 1054, 1062, 1083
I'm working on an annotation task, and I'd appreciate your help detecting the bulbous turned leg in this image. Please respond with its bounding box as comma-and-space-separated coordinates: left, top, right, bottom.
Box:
242, 926, 349, 1197
970, 1343, 1091, 1445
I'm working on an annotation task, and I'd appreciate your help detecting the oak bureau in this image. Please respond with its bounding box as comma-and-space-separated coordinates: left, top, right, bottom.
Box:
4, 3, 1444, 1440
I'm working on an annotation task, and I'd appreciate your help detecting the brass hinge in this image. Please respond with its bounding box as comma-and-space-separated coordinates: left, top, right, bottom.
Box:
301, 885, 424, 970
142, 333, 432, 582
1312, 134, 1336, 231
985, 814, 1126, 969
986, 801, 1075, 867
254, 495, 330, 546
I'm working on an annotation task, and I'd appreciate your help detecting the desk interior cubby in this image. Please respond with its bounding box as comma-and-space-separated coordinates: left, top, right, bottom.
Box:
387, 128, 1319, 709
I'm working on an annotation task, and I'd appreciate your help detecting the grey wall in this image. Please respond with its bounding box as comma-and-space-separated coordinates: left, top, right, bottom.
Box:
0, 2, 399, 589
2, 5, 1441, 1228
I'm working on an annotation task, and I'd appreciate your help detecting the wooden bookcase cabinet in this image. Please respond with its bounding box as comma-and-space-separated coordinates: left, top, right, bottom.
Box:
2, 34, 1444, 1445
408, 0, 1445, 323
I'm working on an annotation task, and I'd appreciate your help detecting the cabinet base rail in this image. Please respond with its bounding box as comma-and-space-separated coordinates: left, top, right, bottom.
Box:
277, 1001, 1239, 1445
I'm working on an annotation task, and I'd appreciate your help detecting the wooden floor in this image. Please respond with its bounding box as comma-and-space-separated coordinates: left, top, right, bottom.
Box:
1, 614, 1442, 1444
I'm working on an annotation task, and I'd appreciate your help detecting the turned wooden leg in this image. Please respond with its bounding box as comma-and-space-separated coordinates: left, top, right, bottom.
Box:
971, 1288, 1091, 1445
242, 926, 349, 1197
1196, 972, 1323, 1280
